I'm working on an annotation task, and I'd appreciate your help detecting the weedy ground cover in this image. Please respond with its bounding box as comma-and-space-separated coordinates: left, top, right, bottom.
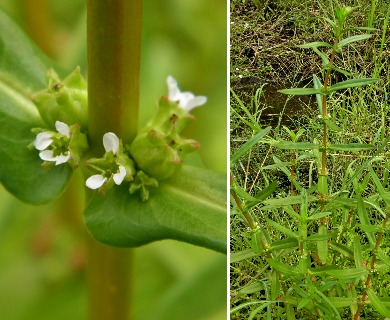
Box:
230, 1, 390, 319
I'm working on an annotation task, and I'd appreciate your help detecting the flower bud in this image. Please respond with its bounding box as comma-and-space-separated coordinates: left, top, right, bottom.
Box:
129, 97, 200, 180
32, 67, 88, 129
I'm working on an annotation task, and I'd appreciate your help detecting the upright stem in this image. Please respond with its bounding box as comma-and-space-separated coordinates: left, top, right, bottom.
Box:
86, 1, 143, 319
87, 0, 142, 150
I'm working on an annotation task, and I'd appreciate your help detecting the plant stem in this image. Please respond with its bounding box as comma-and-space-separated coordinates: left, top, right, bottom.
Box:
230, 173, 256, 229
87, 0, 142, 150
86, 236, 132, 320
86, 1, 143, 319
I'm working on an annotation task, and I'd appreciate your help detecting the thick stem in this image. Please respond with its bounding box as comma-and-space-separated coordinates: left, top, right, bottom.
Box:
86, 236, 132, 320
86, 1, 143, 319
87, 0, 142, 151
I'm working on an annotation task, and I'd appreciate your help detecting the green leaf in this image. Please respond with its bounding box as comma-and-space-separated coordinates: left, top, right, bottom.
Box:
323, 118, 342, 132
367, 289, 390, 318
266, 219, 297, 239
263, 195, 317, 207
239, 281, 264, 294
269, 237, 298, 253
298, 41, 332, 48
251, 231, 263, 254
0, 9, 72, 204
230, 126, 271, 164
328, 143, 375, 152
337, 34, 372, 49
271, 141, 318, 150
245, 181, 278, 209
327, 78, 379, 92
313, 74, 324, 116
356, 192, 376, 246
317, 225, 328, 264
326, 267, 367, 279
270, 270, 280, 300
329, 241, 354, 261
278, 87, 322, 96
230, 249, 256, 263
267, 258, 301, 276
353, 235, 364, 268
84, 165, 227, 252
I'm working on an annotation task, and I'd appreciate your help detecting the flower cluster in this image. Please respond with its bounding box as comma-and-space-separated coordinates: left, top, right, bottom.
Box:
33, 120, 88, 168
32, 76, 206, 200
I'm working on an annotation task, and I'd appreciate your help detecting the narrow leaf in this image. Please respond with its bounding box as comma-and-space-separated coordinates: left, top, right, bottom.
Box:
353, 235, 364, 268
329, 143, 375, 152
329, 241, 354, 261
266, 219, 298, 239
278, 87, 322, 95
231, 126, 271, 164
356, 192, 376, 246
230, 249, 256, 263
338, 34, 372, 49
327, 78, 379, 92
326, 267, 367, 279
298, 41, 333, 48
267, 258, 301, 276
269, 237, 299, 252
313, 74, 324, 115
367, 289, 390, 318
323, 119, 342, 132
272, 141, 318, 150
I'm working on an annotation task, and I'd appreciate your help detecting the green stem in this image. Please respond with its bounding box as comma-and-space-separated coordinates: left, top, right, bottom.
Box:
87, 0, 142, 150
86, 236, 132, 320
86, 1, 143, 319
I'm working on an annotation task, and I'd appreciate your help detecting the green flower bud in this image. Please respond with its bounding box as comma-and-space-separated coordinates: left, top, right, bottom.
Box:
129, 97, 201, 180
32, 67, 88, 129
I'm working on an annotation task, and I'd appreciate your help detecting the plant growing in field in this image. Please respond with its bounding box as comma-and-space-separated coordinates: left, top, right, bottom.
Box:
231, 6, 390, 319
0, 2, 226, 319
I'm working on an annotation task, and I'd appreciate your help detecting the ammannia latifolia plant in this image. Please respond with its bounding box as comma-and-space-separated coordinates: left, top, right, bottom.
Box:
0, 8, 226, 253
231, 6, 390, 319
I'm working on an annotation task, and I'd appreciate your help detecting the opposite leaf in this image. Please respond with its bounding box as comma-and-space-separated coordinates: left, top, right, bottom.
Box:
0, 9, 72, 204
84, 165, 227, 253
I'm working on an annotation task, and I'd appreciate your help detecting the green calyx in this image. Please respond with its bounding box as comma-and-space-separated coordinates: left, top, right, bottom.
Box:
129, 171, 159, 202
32, 67, 88, 129
129, 97, 200, 180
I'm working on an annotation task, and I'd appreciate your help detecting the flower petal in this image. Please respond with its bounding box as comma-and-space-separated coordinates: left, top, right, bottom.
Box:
55, 121, 70, 137
34, 132, 53, 150
103, 132, 119, 154
113, 165, 126, 185
39, 150, 56, 161
178, 91, 195, 109
86, 175, 107, 189
55, 152, 71, 165
183, 95, 207, 112
167, 75, 181, 101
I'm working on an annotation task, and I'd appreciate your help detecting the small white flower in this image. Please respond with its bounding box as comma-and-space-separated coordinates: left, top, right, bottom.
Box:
103, 132, 120, 154
86, 175, 107, 189
85, 132, 127, 190
33, 121, 71, 165
166, 75, 207, 112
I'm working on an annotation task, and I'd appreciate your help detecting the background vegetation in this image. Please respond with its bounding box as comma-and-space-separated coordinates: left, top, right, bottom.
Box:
231, 0, 389, 319
0, 0, 227, 319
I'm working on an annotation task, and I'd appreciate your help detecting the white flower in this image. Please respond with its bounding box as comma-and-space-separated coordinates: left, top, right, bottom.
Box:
85, 132, 127, 190
166, 76, 207, 112
33, 121, 71, 165
85, 165, 126, 189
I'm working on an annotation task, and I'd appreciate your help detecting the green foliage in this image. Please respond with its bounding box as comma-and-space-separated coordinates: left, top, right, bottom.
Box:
0, 9, 72, 204
85, 165, 226, 252
231, 2, 389, 319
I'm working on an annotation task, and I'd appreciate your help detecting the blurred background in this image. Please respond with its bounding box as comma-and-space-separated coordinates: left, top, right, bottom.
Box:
0, 0, 227, 319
